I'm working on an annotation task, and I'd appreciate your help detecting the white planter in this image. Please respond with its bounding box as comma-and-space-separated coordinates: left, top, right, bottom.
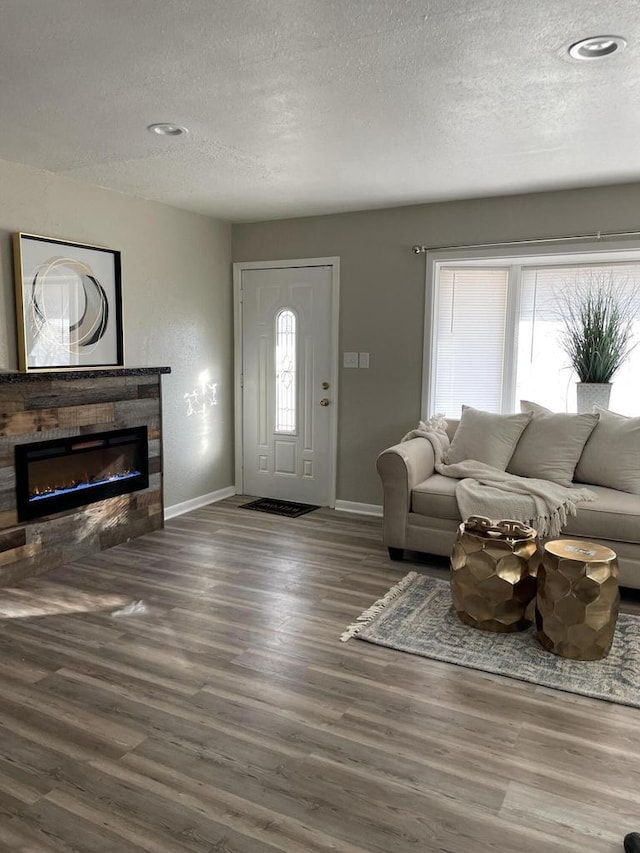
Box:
576, 383, 612, 413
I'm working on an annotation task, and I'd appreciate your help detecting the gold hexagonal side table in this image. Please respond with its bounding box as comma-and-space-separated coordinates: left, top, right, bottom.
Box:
536, 539, 619, 661
450, 516, 540, 633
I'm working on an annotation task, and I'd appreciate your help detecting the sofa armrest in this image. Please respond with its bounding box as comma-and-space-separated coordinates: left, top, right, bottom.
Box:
376, 438, 436, 548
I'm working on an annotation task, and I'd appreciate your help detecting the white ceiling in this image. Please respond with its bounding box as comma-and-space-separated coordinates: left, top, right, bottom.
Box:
1, 0, 639, 222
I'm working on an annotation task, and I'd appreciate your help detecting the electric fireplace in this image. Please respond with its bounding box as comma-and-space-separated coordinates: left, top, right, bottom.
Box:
15, 426, 149, 522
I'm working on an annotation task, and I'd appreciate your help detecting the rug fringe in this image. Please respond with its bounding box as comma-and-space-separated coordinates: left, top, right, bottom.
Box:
340, 571, 418, 642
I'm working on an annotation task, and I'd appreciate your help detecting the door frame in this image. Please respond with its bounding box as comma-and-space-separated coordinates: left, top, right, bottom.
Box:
233, 257, 340, 507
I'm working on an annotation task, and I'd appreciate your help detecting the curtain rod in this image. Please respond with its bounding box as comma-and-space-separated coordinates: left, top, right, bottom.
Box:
411, 228, 640, 254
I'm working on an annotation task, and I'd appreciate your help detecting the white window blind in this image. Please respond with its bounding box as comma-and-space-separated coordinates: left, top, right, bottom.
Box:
432, 267, 509, 418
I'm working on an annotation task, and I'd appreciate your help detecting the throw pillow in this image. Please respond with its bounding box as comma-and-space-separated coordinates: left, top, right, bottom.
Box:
507, 401, 599, 486
574, 406, 640, 494
444, 406, 532, 470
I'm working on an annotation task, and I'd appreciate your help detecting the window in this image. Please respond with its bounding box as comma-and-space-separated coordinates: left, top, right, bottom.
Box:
425, 243, 640, 418
275, 309, 297, 433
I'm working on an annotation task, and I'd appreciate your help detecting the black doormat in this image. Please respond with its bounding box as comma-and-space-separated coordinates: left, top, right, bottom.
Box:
240, 498, 320, 518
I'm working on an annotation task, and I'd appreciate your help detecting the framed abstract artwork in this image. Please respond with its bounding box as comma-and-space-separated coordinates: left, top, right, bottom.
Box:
13, 233, 124, 371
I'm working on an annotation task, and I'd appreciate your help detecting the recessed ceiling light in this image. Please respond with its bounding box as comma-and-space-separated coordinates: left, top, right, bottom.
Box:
147, 123, 189, 136
567, 35, 627, 61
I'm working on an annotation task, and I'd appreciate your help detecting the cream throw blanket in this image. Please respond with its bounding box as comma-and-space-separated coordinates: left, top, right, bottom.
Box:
402, 419, 596, 538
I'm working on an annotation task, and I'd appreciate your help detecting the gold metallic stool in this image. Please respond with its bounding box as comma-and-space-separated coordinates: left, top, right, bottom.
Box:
536, 539, 619, 660
450, 516, 539, 633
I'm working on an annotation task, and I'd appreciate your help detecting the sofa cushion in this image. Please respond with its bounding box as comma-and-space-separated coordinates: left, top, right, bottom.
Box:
574, 407, 640, 495
564, 485, 640, 544
411, 476, 640, 544
507, 401, 598, 487
412, 474, 459, 520
444, 406, 531, 470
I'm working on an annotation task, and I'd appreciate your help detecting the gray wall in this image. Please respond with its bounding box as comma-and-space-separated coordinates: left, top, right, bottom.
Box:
3, 156, 639, 510
233, 182, 640, 505
0, 158, 233, 510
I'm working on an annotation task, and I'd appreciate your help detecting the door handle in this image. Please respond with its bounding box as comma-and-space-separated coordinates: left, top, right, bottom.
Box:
320, 398, 330, 407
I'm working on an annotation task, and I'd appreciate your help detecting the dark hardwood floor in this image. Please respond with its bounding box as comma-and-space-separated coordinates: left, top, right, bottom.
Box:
0, 496, 638, 852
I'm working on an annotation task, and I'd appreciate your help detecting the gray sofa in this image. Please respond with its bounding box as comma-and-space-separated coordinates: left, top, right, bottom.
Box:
377, 418, 640, 589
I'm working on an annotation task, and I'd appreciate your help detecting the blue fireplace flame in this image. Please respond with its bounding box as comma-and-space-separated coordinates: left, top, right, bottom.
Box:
30, 470, 141, 502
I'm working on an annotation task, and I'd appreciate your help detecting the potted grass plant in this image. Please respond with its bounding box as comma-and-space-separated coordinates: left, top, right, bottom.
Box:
557, 272, 638, 412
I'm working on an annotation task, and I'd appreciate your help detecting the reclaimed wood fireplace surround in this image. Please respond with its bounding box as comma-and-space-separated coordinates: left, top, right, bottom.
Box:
0, 367, 170, 585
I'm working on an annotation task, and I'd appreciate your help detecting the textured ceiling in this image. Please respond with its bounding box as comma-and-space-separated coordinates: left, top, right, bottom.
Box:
1, 0, 639, 221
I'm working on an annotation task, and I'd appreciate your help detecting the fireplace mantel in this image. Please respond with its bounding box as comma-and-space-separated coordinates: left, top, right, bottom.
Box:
0, 366, 170, 382
0, 367, 170, 586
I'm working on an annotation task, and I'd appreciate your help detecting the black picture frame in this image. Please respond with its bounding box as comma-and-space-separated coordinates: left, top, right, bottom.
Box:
13, 232, 124, 371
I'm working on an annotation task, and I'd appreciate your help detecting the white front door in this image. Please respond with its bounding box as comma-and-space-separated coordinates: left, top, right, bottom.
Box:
238, 263, 336, 505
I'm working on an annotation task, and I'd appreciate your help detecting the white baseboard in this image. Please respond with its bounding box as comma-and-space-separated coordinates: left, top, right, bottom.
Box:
164, 486, 236, 520
334, 500, 383, 517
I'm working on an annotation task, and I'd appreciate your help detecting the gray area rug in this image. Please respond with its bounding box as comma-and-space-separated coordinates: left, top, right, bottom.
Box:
342, 571, 640, 707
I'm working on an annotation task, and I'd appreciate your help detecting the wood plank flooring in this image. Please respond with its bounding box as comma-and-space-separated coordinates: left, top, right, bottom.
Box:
0, 495, 638, 852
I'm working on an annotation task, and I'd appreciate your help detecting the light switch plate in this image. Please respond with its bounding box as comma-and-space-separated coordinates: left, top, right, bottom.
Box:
343, 352, 359, 368
359, 352, 370, 368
